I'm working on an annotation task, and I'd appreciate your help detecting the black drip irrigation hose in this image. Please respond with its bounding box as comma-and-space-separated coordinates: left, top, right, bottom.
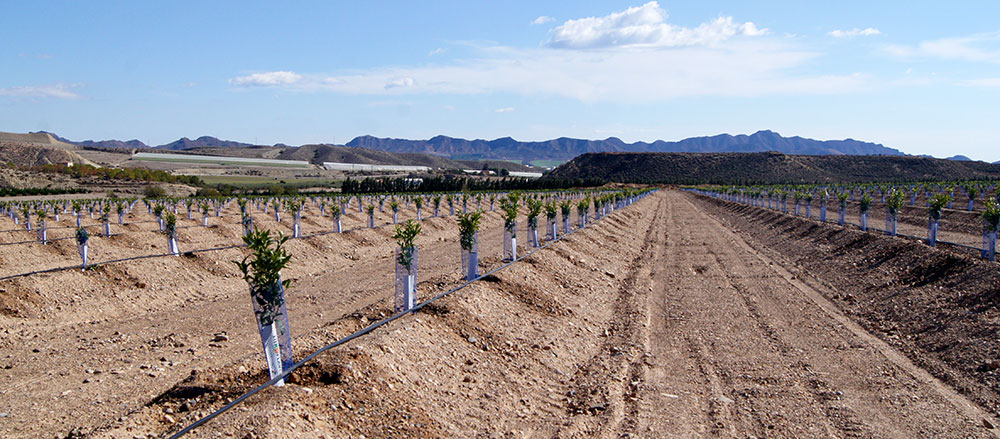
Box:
0, 217, 400, 279
0, 243, 250, 282
0, 219, 161, 235
0, 205, 620, 282
165, 194, 654, 439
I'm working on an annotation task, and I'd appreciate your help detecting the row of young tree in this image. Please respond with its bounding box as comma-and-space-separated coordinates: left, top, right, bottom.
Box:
229, 187, 655, 387
0, 188, 653, 268
689, 181, 1000, 261
2, 186, 656, 390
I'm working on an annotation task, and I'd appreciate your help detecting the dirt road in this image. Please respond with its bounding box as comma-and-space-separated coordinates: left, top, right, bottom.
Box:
4, 190, 997, 438
631, 192, 996, 438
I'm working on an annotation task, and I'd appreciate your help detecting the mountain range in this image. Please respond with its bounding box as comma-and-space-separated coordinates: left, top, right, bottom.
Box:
346, 130, 904, 162
39, 130, 956, 164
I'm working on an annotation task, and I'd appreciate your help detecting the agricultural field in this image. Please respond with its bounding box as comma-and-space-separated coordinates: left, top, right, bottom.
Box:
131, 152, 312, 169
528, 159, 565, 168
194, 175, 342, 189
1, 187, 999, 438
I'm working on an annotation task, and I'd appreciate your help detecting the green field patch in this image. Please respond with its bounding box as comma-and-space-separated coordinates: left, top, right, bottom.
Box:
529, 159, 564, 168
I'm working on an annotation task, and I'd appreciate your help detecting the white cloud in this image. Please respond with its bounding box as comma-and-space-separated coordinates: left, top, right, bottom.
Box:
229, 71, 303, 87
495, 107, 514, 113
428, 47, 446, 56
532, 16, 555, 25
385, 77, 415, 90
231, 42, 865, 102
829, 27, 881, 38
546, 1, 766, 49
0, 83, 80, 99
225, 6, 870, 103
884, 32, 1000, 63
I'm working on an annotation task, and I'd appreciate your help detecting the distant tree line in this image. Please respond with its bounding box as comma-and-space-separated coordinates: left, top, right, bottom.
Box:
0, 186, 88, 197
28, 163, 203, 186
340, 176, 605, 194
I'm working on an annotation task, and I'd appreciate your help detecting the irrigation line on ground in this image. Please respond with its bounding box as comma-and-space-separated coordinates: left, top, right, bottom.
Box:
0, 207, 603, 281
165, 193, 653, 439
0, 219, 160, 235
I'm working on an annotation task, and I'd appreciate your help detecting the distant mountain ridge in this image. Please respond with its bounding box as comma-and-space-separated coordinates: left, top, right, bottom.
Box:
155, 136, 257, 150
41, 130, 913, 162
346, 130, 905, 162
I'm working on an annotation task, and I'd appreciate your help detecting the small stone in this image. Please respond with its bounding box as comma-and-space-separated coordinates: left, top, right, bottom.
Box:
467, 336, 478, 344
715, 396, 734, 404
0, 412, 8, 418
164, 414, 175, 424
212, 334, 229, 342
237, 365, 248, 374
985, 419, 995, 429
588, 403, 607, 414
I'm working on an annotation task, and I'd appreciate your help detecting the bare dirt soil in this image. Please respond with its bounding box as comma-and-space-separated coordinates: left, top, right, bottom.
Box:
2, 190, 999, 438
693, 193, 1000, 419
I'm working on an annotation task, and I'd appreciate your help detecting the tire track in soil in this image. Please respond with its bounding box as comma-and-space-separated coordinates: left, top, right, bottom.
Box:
663, 190, 999, 438
706, 243, 876, 438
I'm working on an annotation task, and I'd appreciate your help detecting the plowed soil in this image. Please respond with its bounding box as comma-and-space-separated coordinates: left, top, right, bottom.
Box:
2, 190, 999, 438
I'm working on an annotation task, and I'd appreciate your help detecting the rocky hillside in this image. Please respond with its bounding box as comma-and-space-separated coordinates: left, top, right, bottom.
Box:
547, 151, 1000, 185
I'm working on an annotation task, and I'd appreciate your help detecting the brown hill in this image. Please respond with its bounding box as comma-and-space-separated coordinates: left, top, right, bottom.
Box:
547, 151, 1000, 185
0, 131, 95, 167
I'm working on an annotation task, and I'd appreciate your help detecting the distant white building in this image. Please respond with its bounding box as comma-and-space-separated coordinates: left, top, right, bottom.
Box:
508, 171, 544, 178
323, 162, 431, 173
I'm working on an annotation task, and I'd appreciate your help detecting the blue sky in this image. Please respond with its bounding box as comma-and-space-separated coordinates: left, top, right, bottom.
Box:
2, 1, 1000, 161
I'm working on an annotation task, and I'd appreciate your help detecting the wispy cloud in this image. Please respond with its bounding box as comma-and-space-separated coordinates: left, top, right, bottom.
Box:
384, 77, 415, 90
495, 107, 514, 113
829, 27, 881, 38
884, 32, 1000, 63
0, 83, 80, 99
546, 1, 765, 49
428, 47, 446, 56
532, 16, 555, 25
229, 71, 303, 87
